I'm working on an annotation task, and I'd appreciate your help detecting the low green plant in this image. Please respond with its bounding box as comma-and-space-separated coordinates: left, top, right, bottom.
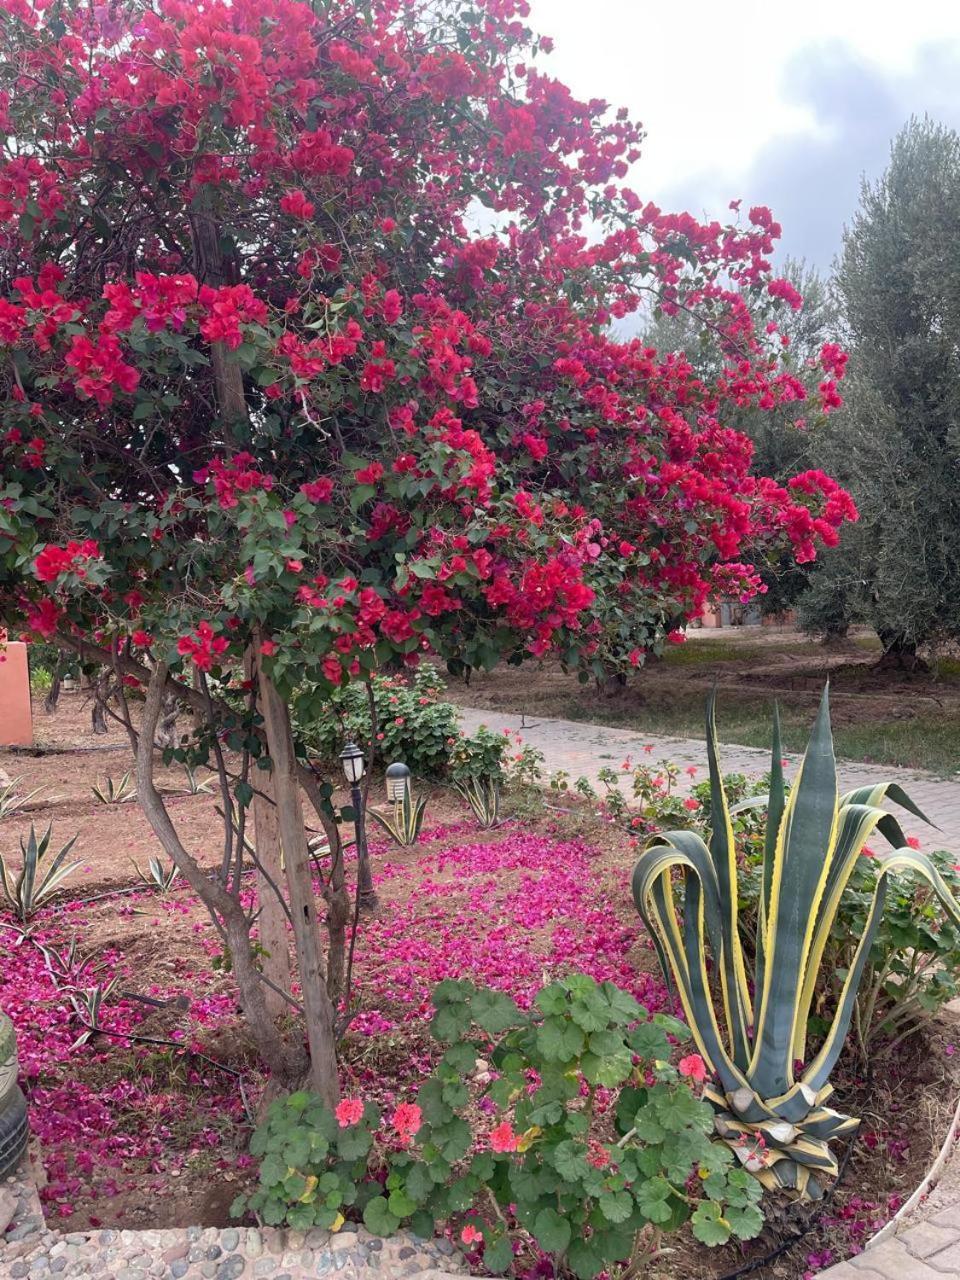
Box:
369, 788, 427, 847
448, 724, 508, 783
0, 776, 47, 820
91, 771, 137, 805
180, 766, 216, 796
68, 978, 119, 1048
236, 974, 762, 1273
39, 936, 103, 987
632, 689, 960, 1200
0, 823, 82, 921
131, 855, 179, 894
456, 775, 501, 829
819, 844, 960, 1059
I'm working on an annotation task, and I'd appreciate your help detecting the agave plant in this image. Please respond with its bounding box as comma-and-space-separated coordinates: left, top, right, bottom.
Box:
456, 775, 501, 829
39, 935, 103, 987
369, 788, 427, 847
0, 824, 82, 921
632, 688, 960, 1200
68, 978, 119, 1049
130, 855, 178, 893
91, 771, 137, 805
179, 766, 216, 796
0, 776, 47, 820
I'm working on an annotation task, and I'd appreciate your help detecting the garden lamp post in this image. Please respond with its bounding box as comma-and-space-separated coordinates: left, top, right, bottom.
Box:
340, 742, 377, 909
385, 761, 412, 803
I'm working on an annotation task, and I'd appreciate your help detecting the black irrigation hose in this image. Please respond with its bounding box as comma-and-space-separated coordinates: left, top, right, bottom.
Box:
73, 1021, 257, 1125
717, 1129, 861, 1280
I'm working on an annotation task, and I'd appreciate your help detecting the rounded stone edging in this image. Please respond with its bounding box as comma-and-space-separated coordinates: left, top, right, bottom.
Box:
2, 1163, 468, 1280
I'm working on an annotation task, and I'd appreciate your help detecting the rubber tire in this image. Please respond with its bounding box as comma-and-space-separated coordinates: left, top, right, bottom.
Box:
0, 1086, 28, 1179
0, 1013, 19, 1113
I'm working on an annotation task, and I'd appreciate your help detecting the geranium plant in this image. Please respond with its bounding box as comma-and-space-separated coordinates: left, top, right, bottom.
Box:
237, 974, 763, 1276
0, 0, 854, 1101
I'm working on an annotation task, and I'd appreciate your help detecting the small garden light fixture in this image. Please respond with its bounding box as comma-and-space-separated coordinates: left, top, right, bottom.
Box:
339, 742, 376, 908
339, 741, 365, 786
385, 761, 411, 803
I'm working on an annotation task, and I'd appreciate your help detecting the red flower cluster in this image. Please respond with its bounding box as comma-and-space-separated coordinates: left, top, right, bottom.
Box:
176, 621, 230, 671
64, 334, 139, 406
34, 539, 101, 583
193, 454, 275, 509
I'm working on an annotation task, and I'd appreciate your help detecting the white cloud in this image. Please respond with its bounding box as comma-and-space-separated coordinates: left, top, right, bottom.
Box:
527, 0, 960, 262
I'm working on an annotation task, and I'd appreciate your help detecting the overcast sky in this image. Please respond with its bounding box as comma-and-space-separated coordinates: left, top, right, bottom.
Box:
527, 0, 960, 272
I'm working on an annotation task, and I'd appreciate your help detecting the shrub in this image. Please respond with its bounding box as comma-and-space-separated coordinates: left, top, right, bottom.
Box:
632, 690, 960, 1200
300, 670, 459, 780
237, 973, 763, 1274
448, 724, 509, 783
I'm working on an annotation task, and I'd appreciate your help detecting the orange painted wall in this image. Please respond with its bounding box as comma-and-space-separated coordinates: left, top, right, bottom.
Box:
0, 641, 34, 748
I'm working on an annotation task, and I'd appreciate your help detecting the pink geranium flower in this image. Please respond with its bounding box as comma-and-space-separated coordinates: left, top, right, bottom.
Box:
678, 1054, 707, 1082
335, 1098, 364, 1128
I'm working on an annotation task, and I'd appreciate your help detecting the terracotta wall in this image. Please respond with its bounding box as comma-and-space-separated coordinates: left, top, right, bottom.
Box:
0, 641, 34, 748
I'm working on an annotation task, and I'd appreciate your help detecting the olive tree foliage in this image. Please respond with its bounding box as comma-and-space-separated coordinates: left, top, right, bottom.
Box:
803, 118, 960, 661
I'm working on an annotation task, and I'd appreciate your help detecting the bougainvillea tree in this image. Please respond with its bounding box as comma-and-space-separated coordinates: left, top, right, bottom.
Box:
0, 0, 855, 1099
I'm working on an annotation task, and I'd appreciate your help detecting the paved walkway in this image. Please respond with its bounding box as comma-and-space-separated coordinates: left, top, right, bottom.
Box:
457, 707, 960, 855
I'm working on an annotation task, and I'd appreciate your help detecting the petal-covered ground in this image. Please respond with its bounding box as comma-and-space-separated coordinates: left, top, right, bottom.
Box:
0, 819, 664, 1228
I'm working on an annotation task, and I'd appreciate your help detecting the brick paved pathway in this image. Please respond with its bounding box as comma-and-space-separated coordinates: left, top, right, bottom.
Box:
457, 707, 960, 855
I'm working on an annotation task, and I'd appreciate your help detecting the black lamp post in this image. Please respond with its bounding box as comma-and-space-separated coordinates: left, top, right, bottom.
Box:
339, 742, 376, 908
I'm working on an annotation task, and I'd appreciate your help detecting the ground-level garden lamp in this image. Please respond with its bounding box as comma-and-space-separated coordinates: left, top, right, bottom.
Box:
632, 686, 960, 1200
385, 761, 411, 802
339, 742, 376, 909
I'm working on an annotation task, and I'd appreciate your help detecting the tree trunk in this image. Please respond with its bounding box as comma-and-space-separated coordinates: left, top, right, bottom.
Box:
245, 649, 293, 1020
155, 692, 180, 749
44, 652, 64, 715
135, 665, 308, 1085
91, 674, 109, 734
876, 629, 927, 672
258, 667, 340, 1109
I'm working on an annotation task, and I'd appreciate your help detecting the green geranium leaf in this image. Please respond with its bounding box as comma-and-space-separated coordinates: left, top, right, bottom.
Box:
567, 1239, 604, 1279
363, 1196, 402, 1237
597, 1190, 632, 1224
471, 988, 523, 1033
726, 1202, 764, 1240
635, 1176, 674, 1223
533, 1206, 572, 1253
483, 1237, 513, 1273
691, 1200, 731, 1247
536, 1017, 585, 1063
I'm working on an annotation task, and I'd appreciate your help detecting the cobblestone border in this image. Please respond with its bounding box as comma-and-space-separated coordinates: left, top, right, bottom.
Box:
1, 1163, 466, 1280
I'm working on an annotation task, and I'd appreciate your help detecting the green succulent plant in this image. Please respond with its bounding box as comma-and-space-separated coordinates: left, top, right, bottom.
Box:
369, 788, 427, 847
632, 687, 960, 1199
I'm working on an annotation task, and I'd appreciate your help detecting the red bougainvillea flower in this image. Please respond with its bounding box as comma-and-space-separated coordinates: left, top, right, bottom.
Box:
33, 540, 101, 583
489, 1122, 520, 1153
678, 1054, 708, 1082
335, 1098, 364, 1128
